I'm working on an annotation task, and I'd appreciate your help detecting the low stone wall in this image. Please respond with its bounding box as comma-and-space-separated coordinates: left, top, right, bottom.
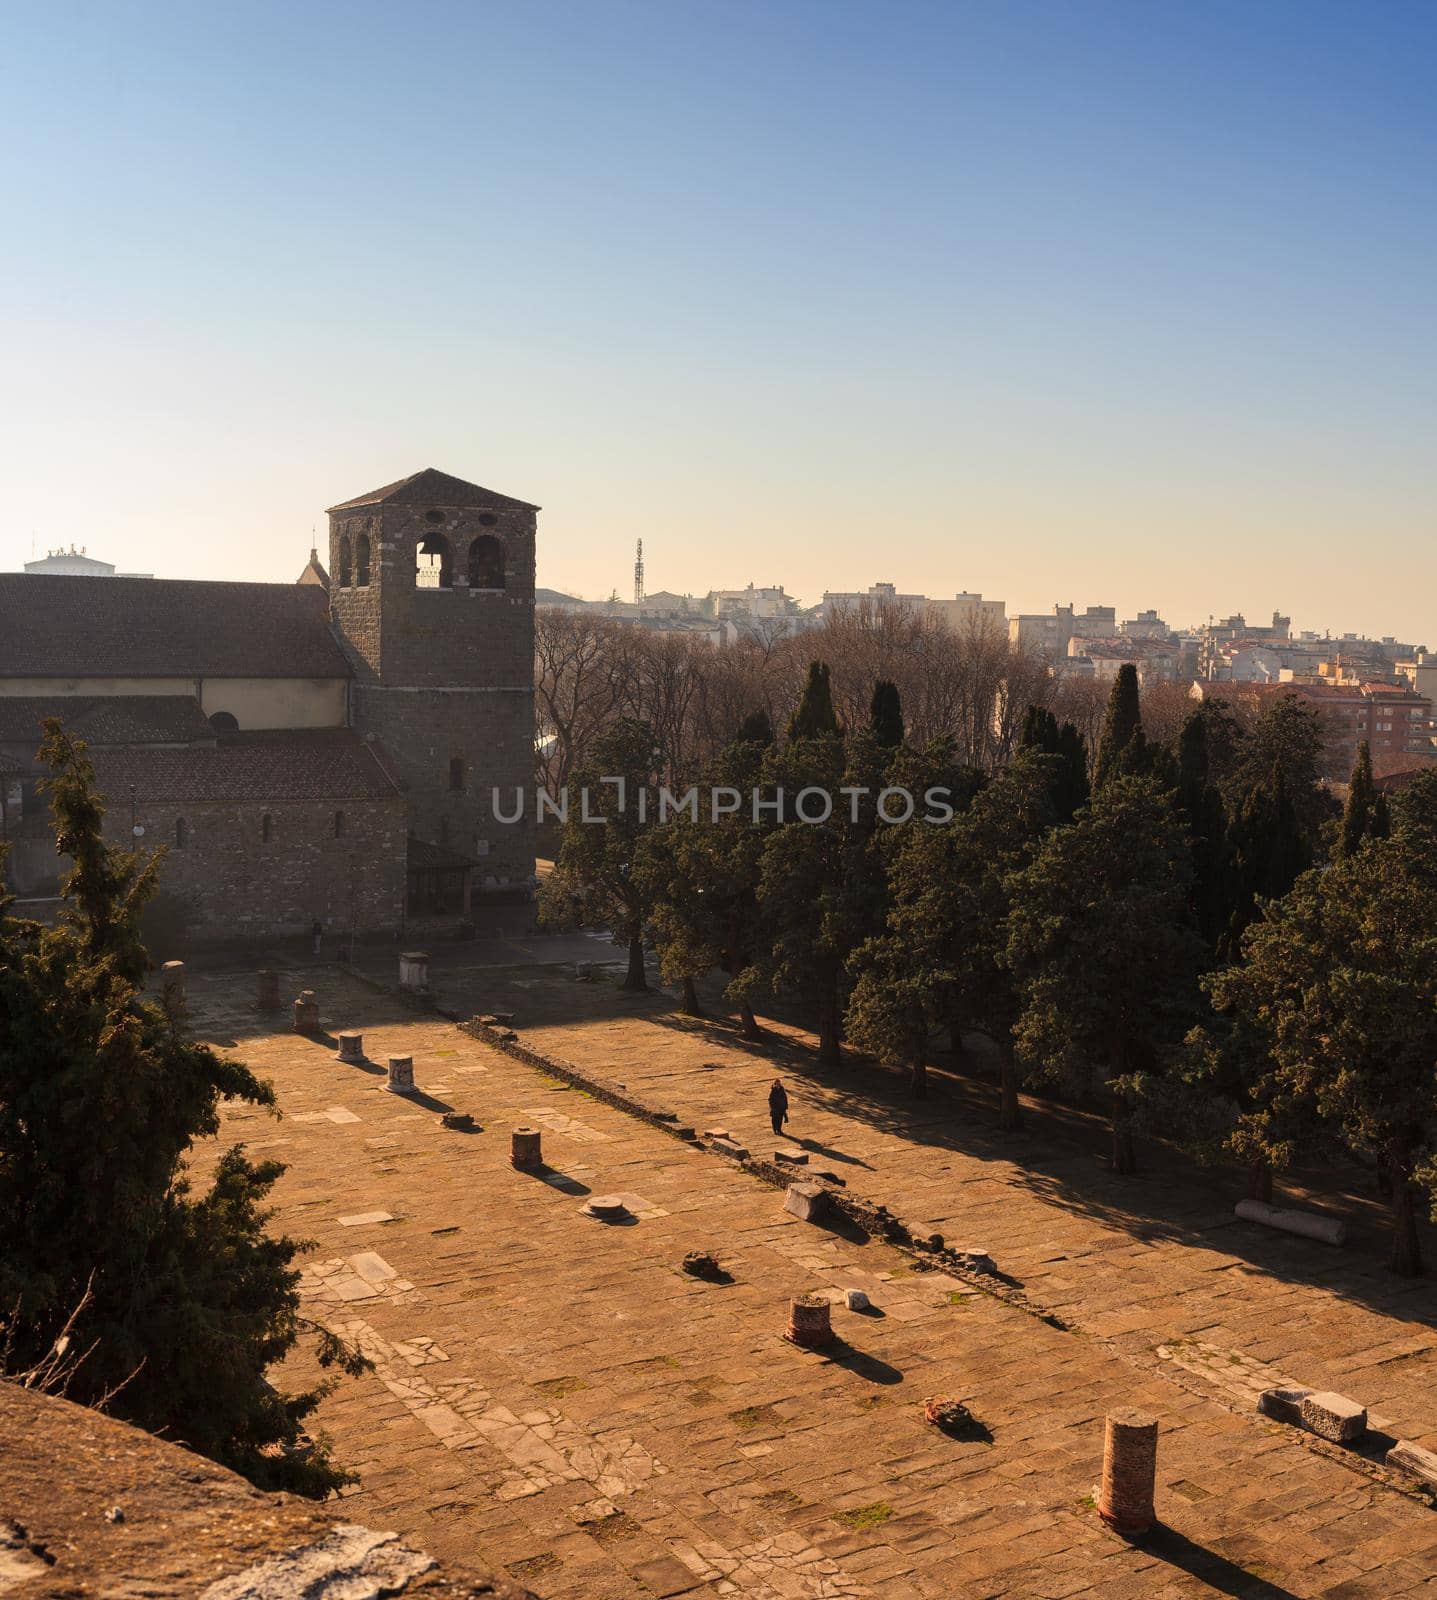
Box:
456, 1016, 1060, 1325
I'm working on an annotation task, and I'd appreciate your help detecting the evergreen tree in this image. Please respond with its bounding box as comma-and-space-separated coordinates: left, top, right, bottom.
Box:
787, 661, 841, 741
1018, 705, 1088, 823
1210, 821, 1437, 1275
1004, 775, 1205, 1173
1339, 740, 1388, 857
636, 733, 773, 1034
868, 680, 905, 748
734, 707, 776, 747
1093, 664, 1146, 789
737, 728, 891, 1065
539, 717, 660, 991
1175, 711, 1232, 950
850, 750, 1055, 1113
0, 723, 359, 1497
1223, 762, 1307, 956
1223, 691, 1334, 848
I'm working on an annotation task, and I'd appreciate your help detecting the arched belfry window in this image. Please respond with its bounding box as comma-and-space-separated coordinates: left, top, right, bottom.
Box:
175, 817, 188, 849
337, 535, 352, 587
416, 530, 453, 588
468, 534, 505, 590
354, 532, 371, 587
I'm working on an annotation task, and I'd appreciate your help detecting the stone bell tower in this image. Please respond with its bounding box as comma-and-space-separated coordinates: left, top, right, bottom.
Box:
326, 467, 536, 908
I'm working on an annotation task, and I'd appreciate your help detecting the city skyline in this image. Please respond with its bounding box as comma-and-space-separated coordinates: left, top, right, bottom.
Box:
3, 0, 1434, 641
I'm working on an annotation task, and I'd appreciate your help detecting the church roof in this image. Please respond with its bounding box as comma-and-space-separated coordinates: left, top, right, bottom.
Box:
327, 467, 540, 514
0, 696, 215, 751
0, 575, 351, 680
89, 729, 403, 805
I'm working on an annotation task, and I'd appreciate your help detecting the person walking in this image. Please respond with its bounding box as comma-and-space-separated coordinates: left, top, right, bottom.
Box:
311, 918, 323, 958
768, 1077, 789, 1138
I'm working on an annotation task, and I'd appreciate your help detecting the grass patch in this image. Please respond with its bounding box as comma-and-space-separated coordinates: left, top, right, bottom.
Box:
1076, 1493, 1096, 1513
507, 1553, 560, 1580
757, 1488, 804, 1512
533, 1375, 587, 1398
854, 1393, 889, 1412
945, 1291, 970, 1307
730, 1404, 781, 1430
579, 1510, 641, 1545
834, 1502, 892, 1531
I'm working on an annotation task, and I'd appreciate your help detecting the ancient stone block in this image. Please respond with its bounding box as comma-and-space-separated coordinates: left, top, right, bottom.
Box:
774, 1148, 808, 1165
1386, 1439, 1437, 1491
1096, 1409, 1158, 1536
511, 1126, 542, 1170
293, 990, 319, 1034
783, 1183, 829, 1224
710, 1137, 749, 1159
336, 1032, 365, 1063
1257, 1387, 1312, 1426
385, 1055, 415, 1095
844, 1288, 870, 1311
1299, 1391, 1367, 1443
256, 969, 280, 1010
398, 951, 430, 991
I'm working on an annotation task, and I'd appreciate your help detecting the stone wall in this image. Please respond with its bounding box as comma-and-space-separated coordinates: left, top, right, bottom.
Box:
330, 495, 537, 898
103, 795, 407, 943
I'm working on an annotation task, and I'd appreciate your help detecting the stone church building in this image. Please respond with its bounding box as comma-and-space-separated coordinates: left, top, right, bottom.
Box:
0, 468, 537, 943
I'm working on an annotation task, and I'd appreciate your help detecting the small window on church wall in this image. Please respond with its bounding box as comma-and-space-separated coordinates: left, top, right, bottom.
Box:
334, 810, 346, 837
355, 533, 371, 587
209, 711, 238, 732
338, 536, 352, 587
175, 817, 188, 849
468, 534, 505, 590
448, 756, 465, 791
261, 813, 273, 843
417, 531, 453, 589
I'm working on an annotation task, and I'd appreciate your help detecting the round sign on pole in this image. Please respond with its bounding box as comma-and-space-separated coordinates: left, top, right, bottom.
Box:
132, 824, 145, 838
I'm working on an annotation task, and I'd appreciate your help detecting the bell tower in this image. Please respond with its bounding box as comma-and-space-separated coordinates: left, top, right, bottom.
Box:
326, 467, 537, 905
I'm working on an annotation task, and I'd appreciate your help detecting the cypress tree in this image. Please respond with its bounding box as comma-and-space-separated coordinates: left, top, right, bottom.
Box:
734, 707, 776, 747
788, 661, 841, 742
1093, 664, 1144, 789
1340, 740, 1380, 857
868, 680, 905, 748
1054, 721, 1091, 823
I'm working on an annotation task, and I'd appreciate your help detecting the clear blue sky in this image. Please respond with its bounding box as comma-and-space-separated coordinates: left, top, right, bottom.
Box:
3, 1, 1433, 641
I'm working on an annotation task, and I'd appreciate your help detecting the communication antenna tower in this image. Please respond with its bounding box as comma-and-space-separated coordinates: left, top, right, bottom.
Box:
634, 538, 645, 604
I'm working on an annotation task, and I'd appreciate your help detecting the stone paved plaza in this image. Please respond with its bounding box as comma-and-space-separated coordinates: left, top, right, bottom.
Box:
186, 961, 1437, 1598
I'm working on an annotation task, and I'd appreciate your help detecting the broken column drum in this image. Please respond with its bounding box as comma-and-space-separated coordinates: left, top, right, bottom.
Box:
293, 990, 319, 1033
160, 960, 186, 1016
511, 1126, 543, 1170
785, 1293, 833, 1348
1096, 1409, 1158, 1536
336, 1032, 365, 1063
256, 969, 280, 1011
385, 1055, 415, 1094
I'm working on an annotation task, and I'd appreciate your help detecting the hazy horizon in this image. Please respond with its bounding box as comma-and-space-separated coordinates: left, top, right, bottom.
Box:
4, 1, 1434, 643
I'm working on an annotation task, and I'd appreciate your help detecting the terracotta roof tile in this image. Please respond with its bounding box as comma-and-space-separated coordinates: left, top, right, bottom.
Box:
89, 730, 401, 805
0, 575, 351, 680
0, 696, 214, 749
327, 466, 539, 514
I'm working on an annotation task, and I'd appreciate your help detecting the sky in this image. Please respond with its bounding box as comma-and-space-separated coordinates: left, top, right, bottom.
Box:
2, 0, 1434, 642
